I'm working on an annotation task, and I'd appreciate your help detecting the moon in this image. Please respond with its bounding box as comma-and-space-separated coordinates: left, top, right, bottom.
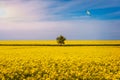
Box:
86, 10, 91, 16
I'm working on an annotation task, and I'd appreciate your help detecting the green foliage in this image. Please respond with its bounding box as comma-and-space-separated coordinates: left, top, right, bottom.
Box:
56, 35, 66, 45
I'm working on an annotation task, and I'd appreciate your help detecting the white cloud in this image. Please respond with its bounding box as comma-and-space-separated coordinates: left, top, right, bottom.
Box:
0, 20, 120, 39
0, 0, 56, 21
0, 0, 120, 22
0, 0, 120, 39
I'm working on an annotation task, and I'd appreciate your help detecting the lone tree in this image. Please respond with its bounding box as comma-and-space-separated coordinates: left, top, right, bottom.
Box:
56, 35, 66, 45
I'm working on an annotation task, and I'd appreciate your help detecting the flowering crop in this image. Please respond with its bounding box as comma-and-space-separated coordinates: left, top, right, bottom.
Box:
0, 41, 120, 80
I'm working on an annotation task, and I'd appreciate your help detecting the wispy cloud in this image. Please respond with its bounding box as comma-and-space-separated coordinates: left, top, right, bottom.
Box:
0, 0, 120, 40
0, 0, 56, 21
0, 20, 120, 40
0, 0, 120, 21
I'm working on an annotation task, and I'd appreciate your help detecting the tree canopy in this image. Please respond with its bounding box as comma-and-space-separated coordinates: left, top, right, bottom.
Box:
56, 35, 66, 45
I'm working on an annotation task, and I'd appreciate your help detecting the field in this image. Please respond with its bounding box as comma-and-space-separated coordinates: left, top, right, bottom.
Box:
0, 40, 120, 80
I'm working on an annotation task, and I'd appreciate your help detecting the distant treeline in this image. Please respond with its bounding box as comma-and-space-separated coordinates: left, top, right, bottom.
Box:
0, 44, 120, 46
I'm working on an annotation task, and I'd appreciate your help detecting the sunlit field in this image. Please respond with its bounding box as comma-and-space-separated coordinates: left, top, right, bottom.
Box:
0, 41, 120, 80
0, 40, 120, 44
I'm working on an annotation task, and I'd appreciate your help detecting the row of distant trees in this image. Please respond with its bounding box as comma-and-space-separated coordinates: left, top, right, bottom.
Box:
56, 35, 66, 45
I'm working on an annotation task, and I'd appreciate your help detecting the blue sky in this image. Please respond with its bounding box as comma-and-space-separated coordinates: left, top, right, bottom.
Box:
0, 0, 120, 40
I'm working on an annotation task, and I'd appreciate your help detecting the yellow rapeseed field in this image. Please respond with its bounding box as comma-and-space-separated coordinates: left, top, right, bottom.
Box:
0, 40, 120, 80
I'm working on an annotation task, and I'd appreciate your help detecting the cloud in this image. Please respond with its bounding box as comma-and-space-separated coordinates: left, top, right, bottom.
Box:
0, 0, 120, 21
0, 20, 120, 40
0, 0, 56, 21
0, 0, 120, 40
